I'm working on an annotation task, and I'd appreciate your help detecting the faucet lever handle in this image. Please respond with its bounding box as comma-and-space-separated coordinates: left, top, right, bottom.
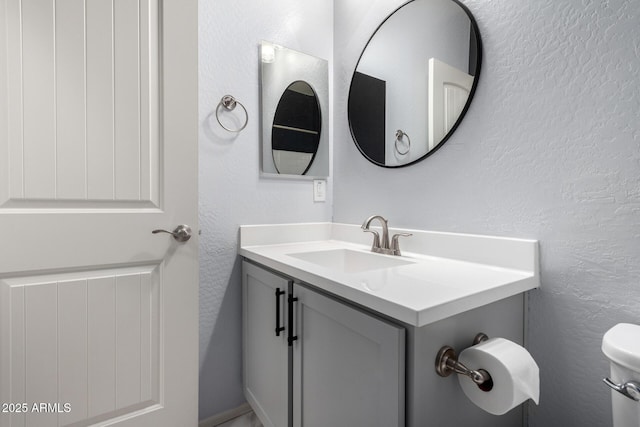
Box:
363, 229, 381, 250
391, 233, 412, 255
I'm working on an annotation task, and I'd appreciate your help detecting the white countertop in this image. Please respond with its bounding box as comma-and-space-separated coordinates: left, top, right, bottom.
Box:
239, 223, 540, 327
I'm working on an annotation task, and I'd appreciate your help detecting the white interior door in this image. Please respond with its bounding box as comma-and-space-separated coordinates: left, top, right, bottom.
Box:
0, 0, 198, 426
428, 57, 474, 150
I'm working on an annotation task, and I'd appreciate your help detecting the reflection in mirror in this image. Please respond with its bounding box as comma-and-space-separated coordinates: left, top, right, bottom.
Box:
260, 41, 329, 178
348, 0, 481, 167
272, 81, 321, 175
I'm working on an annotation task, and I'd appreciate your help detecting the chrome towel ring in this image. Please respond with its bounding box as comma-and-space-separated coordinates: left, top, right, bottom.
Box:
395, 129, 410, 155
216, 95, 248, 132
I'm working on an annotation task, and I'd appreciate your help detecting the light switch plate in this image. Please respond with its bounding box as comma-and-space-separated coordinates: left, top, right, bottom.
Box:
313, 179, 326, 202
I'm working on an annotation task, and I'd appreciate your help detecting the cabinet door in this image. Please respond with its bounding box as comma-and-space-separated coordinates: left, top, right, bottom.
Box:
292, 284, 405, 427
242, 261, 291, 427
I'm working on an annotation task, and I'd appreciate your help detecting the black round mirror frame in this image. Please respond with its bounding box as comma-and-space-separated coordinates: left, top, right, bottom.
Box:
347, 0, 483, 168
271, 80, 322, 175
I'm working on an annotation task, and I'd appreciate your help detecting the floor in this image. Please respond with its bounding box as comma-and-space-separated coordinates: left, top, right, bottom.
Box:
216, 411, 263, 427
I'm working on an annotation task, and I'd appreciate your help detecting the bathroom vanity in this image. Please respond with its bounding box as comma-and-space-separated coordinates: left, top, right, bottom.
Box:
239, 223, 539, 427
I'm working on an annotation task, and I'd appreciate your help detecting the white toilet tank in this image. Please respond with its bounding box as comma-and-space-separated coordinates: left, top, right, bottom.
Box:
602, 323, 640, 427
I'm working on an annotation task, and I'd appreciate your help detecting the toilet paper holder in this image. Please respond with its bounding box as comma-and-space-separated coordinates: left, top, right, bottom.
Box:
435, 333, 494, 391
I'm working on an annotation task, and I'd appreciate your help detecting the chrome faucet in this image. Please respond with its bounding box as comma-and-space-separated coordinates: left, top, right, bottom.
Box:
361, 215, 412, 256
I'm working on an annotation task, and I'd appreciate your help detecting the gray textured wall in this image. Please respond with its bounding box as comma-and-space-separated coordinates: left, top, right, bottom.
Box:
334, 0, 640, 426
198, 0, 333, 420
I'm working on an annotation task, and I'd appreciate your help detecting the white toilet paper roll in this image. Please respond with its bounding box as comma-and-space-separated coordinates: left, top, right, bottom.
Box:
457, 337, 539, 415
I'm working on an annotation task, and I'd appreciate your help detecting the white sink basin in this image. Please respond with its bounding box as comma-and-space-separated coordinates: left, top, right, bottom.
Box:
287, 248, 415, 274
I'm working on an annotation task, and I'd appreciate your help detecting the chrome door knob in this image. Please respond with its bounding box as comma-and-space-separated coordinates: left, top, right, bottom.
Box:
152, 225, 192, 242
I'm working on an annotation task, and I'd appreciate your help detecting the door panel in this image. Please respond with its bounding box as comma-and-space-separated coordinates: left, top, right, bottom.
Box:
242, 262, 290, 427
1, 267, 161, 426
428, 57, 474, 150
2, 0, 160, 206
293, 285, 405, 427
0, 0, 198, 426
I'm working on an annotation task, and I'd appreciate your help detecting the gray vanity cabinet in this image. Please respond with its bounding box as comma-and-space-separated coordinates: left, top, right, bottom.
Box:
242, 261, 405, 427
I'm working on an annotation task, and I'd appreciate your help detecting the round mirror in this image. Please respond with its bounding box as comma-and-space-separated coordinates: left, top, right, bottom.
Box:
348, 0, 482, 167
271, 81, 322, 175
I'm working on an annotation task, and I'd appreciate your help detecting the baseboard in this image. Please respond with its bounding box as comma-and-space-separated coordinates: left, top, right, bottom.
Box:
199, 403, 253, 427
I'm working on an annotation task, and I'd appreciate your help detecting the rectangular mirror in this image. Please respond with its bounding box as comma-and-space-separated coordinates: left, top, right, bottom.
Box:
260, 41, 329, 178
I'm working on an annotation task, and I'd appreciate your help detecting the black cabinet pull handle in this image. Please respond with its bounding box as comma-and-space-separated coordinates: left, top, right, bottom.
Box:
287, 294, 299, 346
275, 288, 286, 336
